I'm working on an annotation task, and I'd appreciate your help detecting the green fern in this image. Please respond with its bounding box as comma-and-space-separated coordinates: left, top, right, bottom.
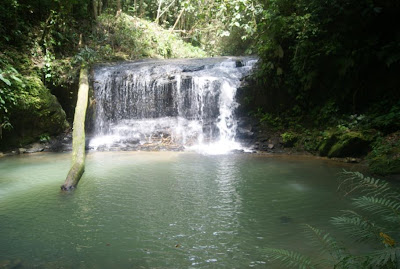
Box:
353, 196, 400, 222
338, 171, 397, 199
331, 210, 384, 243
368, 247, 400, 268
265, 248, 317, 269
268, 172, 399, 269
302, 224, 344, 263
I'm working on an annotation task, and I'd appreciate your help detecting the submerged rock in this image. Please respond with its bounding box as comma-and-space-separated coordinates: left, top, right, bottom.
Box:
279, 216, 293, 224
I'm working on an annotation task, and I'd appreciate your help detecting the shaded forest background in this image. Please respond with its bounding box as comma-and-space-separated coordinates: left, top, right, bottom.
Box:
0, 0, 399, 174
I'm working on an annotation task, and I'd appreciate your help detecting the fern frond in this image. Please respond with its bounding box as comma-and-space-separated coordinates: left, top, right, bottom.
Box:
333, 255, 365, 269
353, 196, 400, 222
382, 215, 400, 225
265, 248, 317, 269
367, 247, 400, 268
302, 224, 345, 263
338, 171, 398, 200
331, 210, 383, 243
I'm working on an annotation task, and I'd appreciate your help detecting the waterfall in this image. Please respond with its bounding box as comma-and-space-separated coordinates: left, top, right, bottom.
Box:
89, 57, 257, 154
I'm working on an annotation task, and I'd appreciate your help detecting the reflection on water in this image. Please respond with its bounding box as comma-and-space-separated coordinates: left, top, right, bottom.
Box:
0, 152, 357, 268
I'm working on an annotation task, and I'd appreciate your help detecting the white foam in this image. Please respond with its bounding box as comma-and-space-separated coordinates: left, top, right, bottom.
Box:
91, 57, 258, 154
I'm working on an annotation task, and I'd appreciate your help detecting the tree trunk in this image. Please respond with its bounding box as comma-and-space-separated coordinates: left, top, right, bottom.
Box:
61, 68, 89, 191
103, 0, 108, 10
156, 0, 176, 22
139, 0, 143, 17
171, 8, 184, 31
93, 0, 98, 20
134, 0, 137, 15
98, 0, 103, 16
156, 0, 163, 24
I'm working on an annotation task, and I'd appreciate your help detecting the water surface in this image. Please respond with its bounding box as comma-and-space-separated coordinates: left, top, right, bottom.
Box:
0, 152, 355, 268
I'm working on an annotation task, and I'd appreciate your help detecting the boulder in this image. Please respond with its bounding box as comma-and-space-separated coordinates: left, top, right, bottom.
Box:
327, 131, 373, 158
25, 143, 45, 153
0, 76, 69, 150
318, 131, 338, 156
237, 126, 254, 139
318, 130, 374, 158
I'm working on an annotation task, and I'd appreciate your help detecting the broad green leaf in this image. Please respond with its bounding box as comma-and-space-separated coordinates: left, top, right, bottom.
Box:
0, 74, 11, 86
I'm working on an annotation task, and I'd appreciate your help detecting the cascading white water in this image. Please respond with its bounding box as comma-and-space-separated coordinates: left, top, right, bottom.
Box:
89, 57, 257, 154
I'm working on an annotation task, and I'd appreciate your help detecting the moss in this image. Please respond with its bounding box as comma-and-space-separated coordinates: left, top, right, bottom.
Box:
315, 129, 376, 158
318, 130, 338, 156
1, 75, 68, 150
327, 131, 373, 158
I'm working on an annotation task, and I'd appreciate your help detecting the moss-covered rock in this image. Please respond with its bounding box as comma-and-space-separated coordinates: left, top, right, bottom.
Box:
317, 129, 375, 158
1, 76, 68, 150
367, 132, 400, 175
318, 130, 338, 156
327, 131, 373, 158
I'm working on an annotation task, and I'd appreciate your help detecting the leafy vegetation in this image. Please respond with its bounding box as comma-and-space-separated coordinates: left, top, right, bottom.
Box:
0, 50, 68, 149
234, 0, 400, 174
254, 0, 400, 115
367, 132, 400, 175
0, 0, 399, 175
90, 12, 207, 60
266, 171, 400, 269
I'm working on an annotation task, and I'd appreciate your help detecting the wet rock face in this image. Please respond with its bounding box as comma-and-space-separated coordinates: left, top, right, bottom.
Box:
94, 65, 223, 129
90, 57, 257, 150
236, 117, 255, 139
234, 116, 284, 153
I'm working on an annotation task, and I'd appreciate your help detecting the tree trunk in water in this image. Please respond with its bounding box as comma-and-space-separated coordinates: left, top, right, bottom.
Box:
61, 68, 89, 191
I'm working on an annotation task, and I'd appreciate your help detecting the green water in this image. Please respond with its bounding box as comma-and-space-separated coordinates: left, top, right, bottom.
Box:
0, 152, 356, 268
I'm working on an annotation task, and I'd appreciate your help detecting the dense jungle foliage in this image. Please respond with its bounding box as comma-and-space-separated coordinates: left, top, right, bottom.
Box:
0, 0, 399, 174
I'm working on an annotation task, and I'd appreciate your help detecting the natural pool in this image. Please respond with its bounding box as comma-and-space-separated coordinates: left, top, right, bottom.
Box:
0, 152, 357, 268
